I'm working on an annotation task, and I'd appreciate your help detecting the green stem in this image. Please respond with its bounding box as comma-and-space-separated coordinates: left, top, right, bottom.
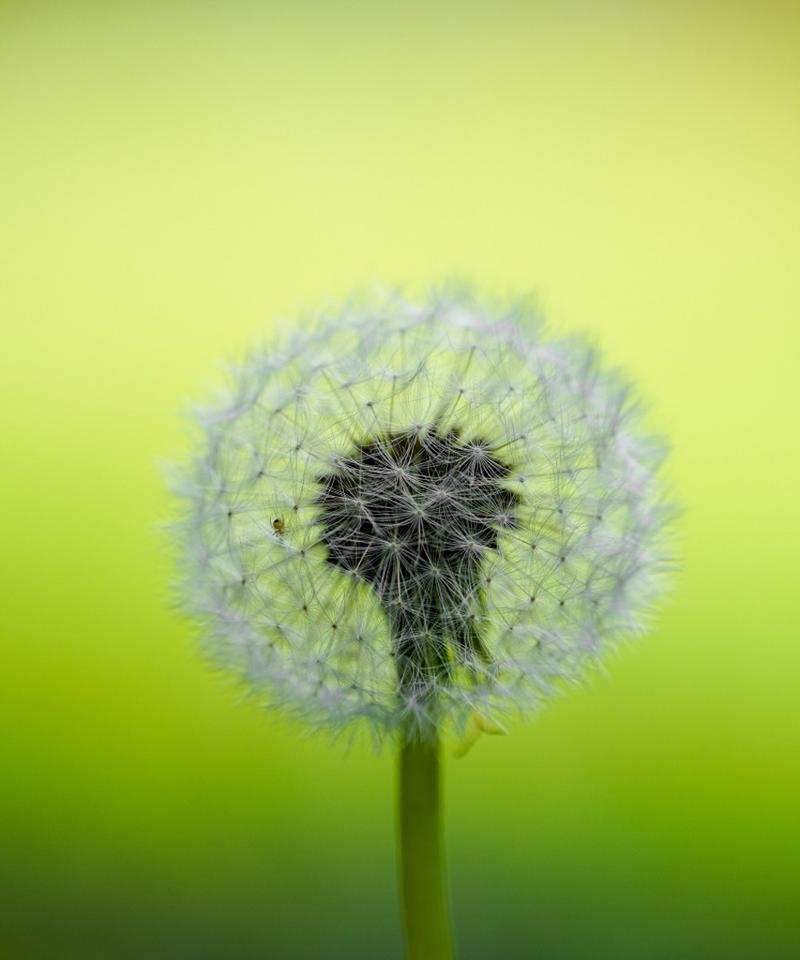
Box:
396, 733, 455, 960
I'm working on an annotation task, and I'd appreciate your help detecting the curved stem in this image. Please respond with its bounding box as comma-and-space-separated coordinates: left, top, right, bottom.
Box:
396, 733, 455, 960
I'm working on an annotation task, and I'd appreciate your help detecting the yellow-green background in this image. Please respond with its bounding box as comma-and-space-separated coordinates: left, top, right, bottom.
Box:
2, 2, 798, 957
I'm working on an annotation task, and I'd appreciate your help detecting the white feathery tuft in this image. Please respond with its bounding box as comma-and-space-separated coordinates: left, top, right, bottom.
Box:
171, 289, 675, 743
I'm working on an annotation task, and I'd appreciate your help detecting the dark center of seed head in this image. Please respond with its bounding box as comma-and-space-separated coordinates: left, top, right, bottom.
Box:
315, 429, 520, 696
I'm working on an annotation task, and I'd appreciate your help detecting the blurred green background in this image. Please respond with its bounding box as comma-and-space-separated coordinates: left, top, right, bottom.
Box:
1, 1, 798, 957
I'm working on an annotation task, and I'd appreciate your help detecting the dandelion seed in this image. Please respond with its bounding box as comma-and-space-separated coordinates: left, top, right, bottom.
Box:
175, 289, 671, 738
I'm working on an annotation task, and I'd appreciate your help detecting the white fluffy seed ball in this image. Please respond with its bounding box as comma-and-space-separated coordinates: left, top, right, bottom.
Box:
172, 290, 674, 743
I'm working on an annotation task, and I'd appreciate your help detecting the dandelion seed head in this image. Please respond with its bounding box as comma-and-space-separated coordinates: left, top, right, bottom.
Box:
174, 290, 674, 742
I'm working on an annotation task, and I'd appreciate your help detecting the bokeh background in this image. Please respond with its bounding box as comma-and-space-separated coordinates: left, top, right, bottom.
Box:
2, 1, 798, 958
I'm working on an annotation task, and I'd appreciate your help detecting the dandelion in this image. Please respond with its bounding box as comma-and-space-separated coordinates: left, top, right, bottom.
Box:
172, 288, 674, 959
